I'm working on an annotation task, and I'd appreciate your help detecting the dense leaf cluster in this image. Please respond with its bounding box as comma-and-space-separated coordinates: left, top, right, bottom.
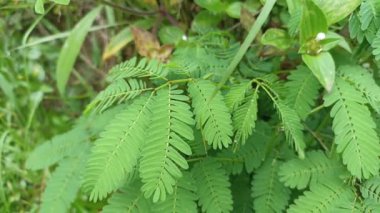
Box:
25, 0, 380, 212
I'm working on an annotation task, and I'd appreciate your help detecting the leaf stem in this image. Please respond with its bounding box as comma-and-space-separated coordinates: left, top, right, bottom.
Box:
214, 0, 277, 92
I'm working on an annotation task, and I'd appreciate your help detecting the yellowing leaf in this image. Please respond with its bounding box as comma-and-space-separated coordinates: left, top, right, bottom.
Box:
102, 20, 152, 61
302, 52, 335, 92
240, 8, 255, 31
132, 27, 173, 62
56, 7, 102, 95
132, 27, 160, 58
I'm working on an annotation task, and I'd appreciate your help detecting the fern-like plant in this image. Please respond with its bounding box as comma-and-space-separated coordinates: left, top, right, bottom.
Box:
25, 0, 380, 212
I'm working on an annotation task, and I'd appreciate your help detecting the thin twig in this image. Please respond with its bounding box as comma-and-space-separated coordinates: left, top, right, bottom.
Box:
304, 124, 329, 152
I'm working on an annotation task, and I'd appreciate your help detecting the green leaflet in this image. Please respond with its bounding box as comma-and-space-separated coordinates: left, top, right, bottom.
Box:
287, 179, 356, 212
279, 151, 345, 189
302, 52, 335, 92
232, 88, 259, 144
26, 126, 89, 170
324, 77, 380, 179
40, 144, 89, 213
103, 181, 152, 213
152, 172, 198, 213
107, 57, 168, 81
259, 76, 306, 158
139, 86, 194, 202
251, 158, 291, 213
285, 66, 321, 120
188, 80, 233, 149
359, 0, 380, 31
85, 78, 151, 113
224, 80, 251, 111
338, 65, 380, 114
56, 7, 102, 95
192, 158, 233, 213
84, 94, 153, 201
275, 101, 306, 158
217, 124, 268, 175
361, 177, 380, 203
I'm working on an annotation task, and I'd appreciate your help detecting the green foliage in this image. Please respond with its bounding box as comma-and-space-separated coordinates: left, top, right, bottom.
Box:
279, 151, 345, 189
251, 158, 290, 213
192, 159, 233, 213
285, 66, 321, 120
40, 145, 88, 213
232, 87, 258, 144
84, 95, 153, 201
152, 172, 198, 213
188, 80, 233, 149
139, 86, 194, 202
288, 179, 356, 212
107, 57, 168, 81
361, 177, 380, 203
12, 0, 380, 212
86, 78, 150, 113
103, 181, 152, 213
324, 74, 380, 179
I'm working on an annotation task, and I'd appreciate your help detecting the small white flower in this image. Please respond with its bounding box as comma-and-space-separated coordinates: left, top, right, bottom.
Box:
315, 32, 326, 41
363, 63, 370, 68
182, 35, 188, 41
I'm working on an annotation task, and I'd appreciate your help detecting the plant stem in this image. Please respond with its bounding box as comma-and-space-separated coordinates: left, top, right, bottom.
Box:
214, 0, 277, 93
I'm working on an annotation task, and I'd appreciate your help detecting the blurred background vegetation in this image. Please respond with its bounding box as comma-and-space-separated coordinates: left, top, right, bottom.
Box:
0, 0, 235, 212
0, 0, 290, 211
0, 0, 179, 211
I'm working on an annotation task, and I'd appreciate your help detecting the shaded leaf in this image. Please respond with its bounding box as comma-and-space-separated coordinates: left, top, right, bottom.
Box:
56, 7, 102, 94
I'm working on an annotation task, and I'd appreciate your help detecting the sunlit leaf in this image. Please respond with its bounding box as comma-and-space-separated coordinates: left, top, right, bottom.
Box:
300, 0, 328, 44
51, 0, 70, 5
302, 52, 335, 92
34, 0, 45, 14
261, 28, 292, 50
158, 26, 184, 45
312, 0, 361, 24
225, 2, 242, 19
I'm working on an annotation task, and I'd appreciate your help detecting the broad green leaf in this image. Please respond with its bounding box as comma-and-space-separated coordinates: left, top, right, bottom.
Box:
35, 0, 45, 14
191, 10, 222, 33
302, 52, 335, 92
300, 0, 328, 44
56, 7, 102, 95
261, 28, 292, 50
320, 31, 352, 53
51, 0, 70, 5
312, 0, 361, 24
102, 20, 152, 60
158, 26, 184, 45
225, 2, 242, 19
194, 0, 228, 14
